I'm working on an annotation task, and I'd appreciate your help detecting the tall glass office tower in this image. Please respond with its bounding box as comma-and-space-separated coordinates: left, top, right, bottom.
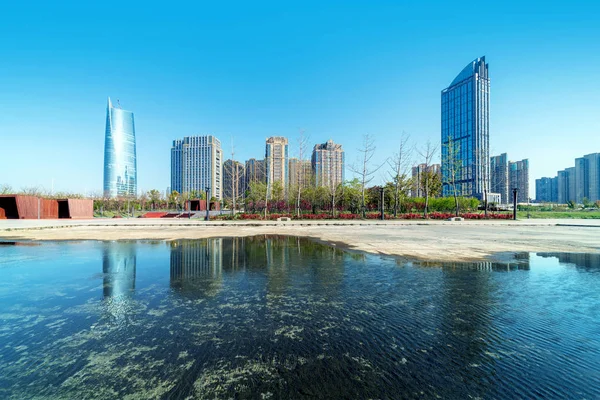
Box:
441, 57, 490, 199
103, 97, 137, 198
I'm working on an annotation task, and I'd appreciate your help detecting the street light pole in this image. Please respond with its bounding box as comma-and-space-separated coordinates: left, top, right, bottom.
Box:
512, 188, 518, 221
205, 187, 210, 221
380, 186, 385, 220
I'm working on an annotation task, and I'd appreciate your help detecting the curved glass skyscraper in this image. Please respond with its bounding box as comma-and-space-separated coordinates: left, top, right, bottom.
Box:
103, 98, 137, 197
441, 57, 490, 199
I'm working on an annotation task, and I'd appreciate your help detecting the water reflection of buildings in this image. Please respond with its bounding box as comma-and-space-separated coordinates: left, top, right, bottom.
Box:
537, 253, 600, 270
102, 241, 136, 298
170, 239, 224, 297
168, 236, 346, 298
415, 253, 531, 271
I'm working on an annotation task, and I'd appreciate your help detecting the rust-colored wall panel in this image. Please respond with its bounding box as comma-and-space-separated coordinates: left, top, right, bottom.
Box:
15, 196, 40, 219
66, 199, 93, 219
41, 199, 58, 219
0, 207, 6, 219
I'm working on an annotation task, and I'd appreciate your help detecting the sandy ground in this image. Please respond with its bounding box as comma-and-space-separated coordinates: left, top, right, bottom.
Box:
1, 218, 599, 262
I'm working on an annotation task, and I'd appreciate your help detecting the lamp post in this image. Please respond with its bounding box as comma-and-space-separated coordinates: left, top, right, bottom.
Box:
205, 187, 210, 221
512, 188, 518, 221
380, 186, 385, 220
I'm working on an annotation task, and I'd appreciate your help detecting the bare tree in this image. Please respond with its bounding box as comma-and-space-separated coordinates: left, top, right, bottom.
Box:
387, 132, 412, 217
225, 139, 244, 216
349, 134, 384, 218
442, 135, 462, 216
295, 130, 310, 218
0, 184, 13, 195
20, 186, 43, 196
417, 141, 439, 218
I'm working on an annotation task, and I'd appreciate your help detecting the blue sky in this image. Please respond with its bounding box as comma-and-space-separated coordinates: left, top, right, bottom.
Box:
1, 1, 599, 198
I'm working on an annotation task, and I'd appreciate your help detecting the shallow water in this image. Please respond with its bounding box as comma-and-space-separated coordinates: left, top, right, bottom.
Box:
0, 236, 599, 399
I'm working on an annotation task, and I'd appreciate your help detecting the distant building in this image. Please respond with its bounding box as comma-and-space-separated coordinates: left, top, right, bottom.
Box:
411, 164, 441, 198
288, 158, 312, 189
103, 98, 137, 197
490, 153, 509, 204
311, 140, 345, 189
535, 177, 558, 203
509, 159, 529, 203
244, 158, 266, 189
171, 135, 223, 200
223, 160, 245, 200
441, 57, 490, 199
265, 137, 289, 190
554, 153, 600, 204
585, 153, 600, 202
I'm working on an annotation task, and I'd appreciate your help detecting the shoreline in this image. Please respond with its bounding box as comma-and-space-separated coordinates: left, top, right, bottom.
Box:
1, 219, 599, 262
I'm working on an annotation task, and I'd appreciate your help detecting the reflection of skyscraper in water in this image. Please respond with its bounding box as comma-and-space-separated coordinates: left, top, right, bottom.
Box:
538, 253, 600, 270
102, 242, 136, 298
415, 253, 530, 271
170, 239, 223, 297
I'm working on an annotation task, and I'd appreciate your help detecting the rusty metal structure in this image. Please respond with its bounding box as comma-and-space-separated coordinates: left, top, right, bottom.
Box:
0, 195, 93, 219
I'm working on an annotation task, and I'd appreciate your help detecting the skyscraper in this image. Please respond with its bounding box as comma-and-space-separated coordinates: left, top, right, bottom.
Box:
441, 57, 490, 199
311, 140, 345, 189
574, 157, 588, 204
490, 153, 509, 204
509, 159, 529, 203
171, 135, 223, 200
288, 158, 312, 189
103, 98, 137, 197
265, 137, 289, 190
244, 158, 266, 190
536, 177, 558, 203
411, 163, 441, 198
223, 159, 245, 200
584, 153, 600, 202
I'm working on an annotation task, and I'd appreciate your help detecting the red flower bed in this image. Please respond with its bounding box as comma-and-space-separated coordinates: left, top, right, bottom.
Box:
240, 213, 263, 220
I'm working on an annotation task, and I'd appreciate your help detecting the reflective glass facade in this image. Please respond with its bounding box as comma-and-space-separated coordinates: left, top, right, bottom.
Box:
103, 98, 137, 197
441, 57, 490, 198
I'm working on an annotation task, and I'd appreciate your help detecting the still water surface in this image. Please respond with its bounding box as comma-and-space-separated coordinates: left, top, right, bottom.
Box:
0, 237, 599, 399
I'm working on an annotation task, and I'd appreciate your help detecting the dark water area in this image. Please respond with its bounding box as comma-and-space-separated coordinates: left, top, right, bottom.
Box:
0, 237, 599, 399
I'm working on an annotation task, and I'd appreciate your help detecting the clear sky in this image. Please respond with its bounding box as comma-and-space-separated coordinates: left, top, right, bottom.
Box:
1, 1, 599, 198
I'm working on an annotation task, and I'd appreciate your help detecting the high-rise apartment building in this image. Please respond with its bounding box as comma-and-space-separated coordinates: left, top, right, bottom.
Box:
311, 140, 345, 189
288, 158, 312, 189
441, 57, 490, 199
574, 157, 588, 204
244, 158, 266, 190
509, 159, 529, 203
223, 160, 245, 200
411, 164, 441, 198
171, 135, 223, 200
553, 153, 600, 204
585, 153, 600, 202
265, 137, 289, 190
490, 153, 509, 204
103, 98, 137, 197
535, 177, 558, 203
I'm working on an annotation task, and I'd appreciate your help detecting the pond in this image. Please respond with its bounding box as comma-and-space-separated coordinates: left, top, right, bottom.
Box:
0, 236, 599, 399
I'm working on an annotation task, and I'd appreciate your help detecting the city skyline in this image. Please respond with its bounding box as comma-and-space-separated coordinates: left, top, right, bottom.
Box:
2, 2, 600, 199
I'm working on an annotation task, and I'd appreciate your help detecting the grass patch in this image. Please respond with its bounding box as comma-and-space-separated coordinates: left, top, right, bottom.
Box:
517, 210, 600, 219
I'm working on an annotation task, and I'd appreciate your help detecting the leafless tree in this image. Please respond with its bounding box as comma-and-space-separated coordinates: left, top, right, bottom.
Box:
20, 186, 43, 196
417, 140, 439, 218
442, 135, 462, 216
349, 134, 384, 218
0, 184, 13, 195
387, 132, 412, 217
225, 138, 244, 216
295, 130, 310, 218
